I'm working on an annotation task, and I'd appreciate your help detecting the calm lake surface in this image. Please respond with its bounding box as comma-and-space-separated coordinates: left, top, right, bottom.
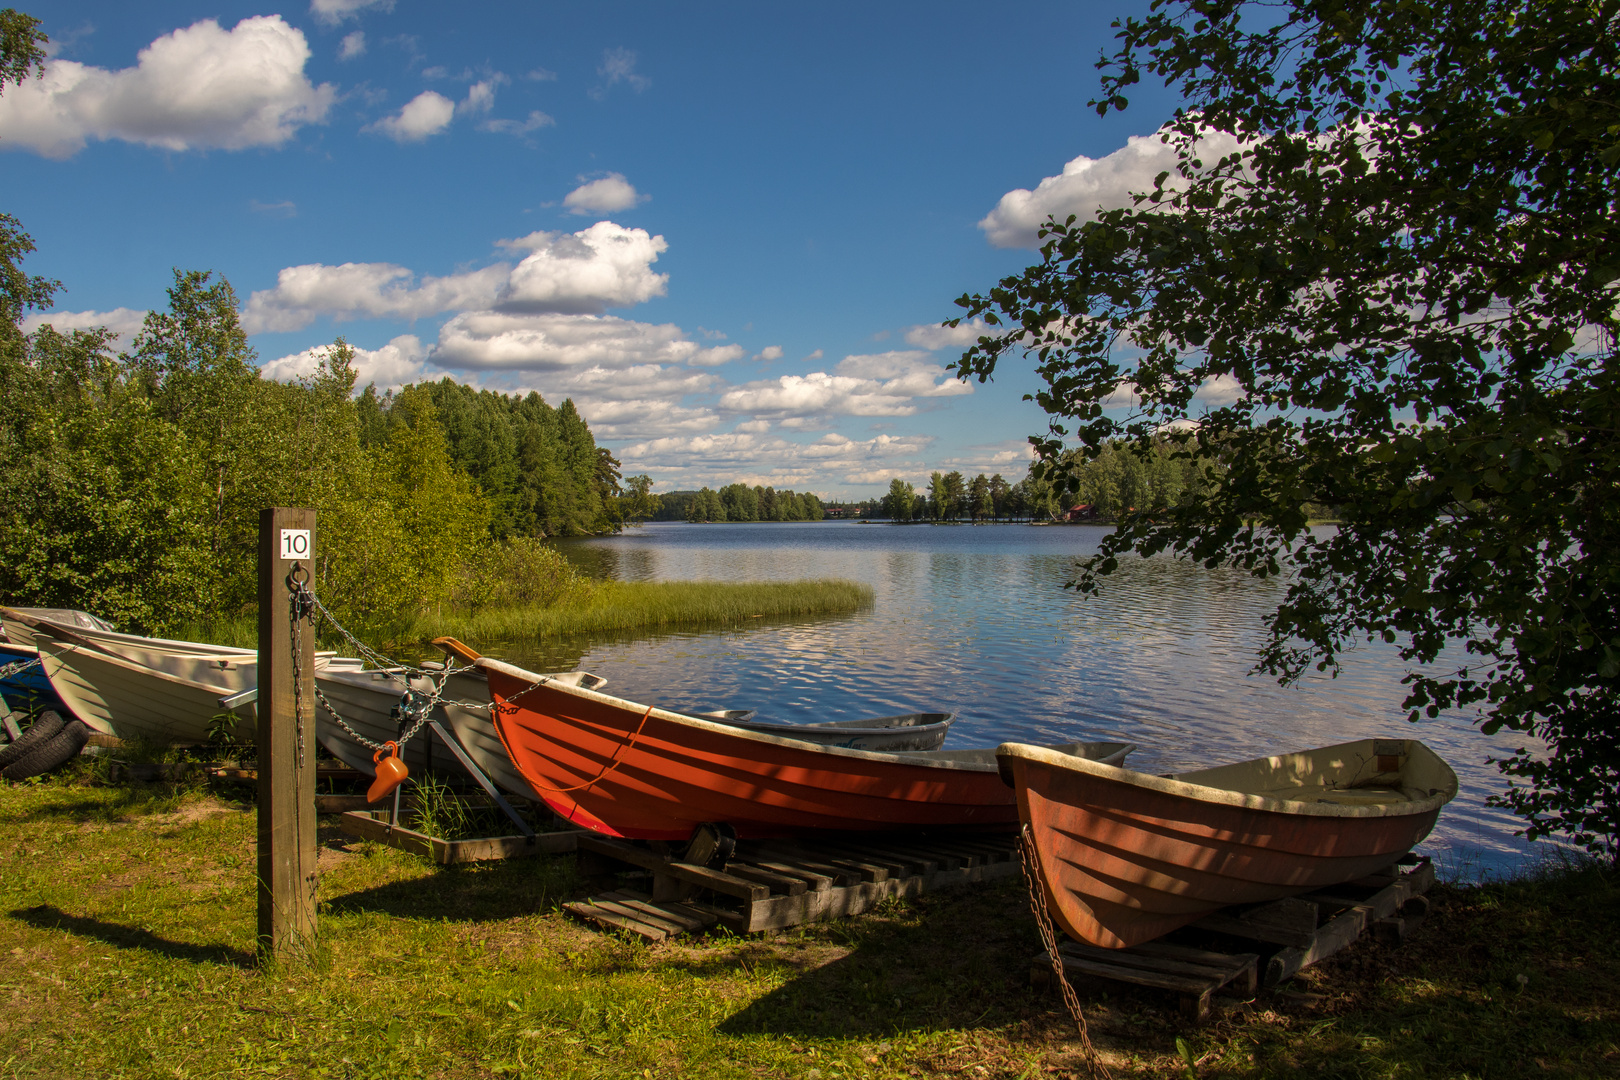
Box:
523, 521, 1551, 879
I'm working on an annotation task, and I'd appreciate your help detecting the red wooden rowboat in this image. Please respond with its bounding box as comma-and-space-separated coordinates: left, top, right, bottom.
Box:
476, 657, 1134, 841
997, 737, 1458, 949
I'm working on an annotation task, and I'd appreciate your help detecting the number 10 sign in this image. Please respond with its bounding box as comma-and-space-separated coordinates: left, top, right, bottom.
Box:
279, 529, 311, 560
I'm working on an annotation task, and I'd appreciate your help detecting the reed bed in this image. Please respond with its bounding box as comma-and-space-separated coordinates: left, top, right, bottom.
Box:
415, 578, 873, 643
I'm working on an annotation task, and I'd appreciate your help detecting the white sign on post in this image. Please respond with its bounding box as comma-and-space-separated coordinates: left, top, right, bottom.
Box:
279, 529, 311, 561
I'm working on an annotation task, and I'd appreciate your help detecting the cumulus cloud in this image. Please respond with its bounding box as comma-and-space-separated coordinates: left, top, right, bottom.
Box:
369, 89, 454, 141
690, 344, 744, 367
979, 127, 1248, 248
903, 318, 994, 350
562, 173, 645, 215
261, 334, 428, 388
338, 31, 366, 60
754, 345, 784, 362
241, 262, 508, 333
616, 430, 935, 489
495, 221, 668, 314
0, 16, 335, 158
458, 79, 499, 117
718, 351, 972, 421
20, 307, 147, 351
433, 311, 699, 370
311, 0, 394, 27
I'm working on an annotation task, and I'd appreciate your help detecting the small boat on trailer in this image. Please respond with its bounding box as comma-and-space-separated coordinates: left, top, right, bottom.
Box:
475, 655, 1135, 841
997, 737, 1459, 950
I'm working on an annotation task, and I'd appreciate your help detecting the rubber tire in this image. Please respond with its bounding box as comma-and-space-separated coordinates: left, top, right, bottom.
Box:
0, 709, 68, 769
2, 718, 90, 780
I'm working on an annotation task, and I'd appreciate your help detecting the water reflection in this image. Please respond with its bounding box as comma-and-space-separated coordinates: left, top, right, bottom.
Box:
526, 522, 1553, 878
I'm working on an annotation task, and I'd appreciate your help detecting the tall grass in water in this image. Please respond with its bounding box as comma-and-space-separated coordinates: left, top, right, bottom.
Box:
175, 537, 872, 649
417, 577, 874, 643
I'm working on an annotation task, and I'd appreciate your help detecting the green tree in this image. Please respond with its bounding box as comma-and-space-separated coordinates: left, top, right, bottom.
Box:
953, 0, 1620, 852
621, 474, 660, 525
883, 477, 916, 522
967, 473, 992, 522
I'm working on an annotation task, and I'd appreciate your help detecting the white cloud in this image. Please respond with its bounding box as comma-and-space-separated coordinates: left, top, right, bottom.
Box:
20, 307, 147, 351
754, 345, 784, 362
616, 431, 936, 489
433, 311, 699, 371
458, 79, 499, 117
718, 351, 972, 420
562, 173, 646, 215
1194, 373, 1246, 405
241, 262, 508, 333
593, 47, 649, 97
525, 68, 558, 82
690, 344, 744, 367
249, 198, 297, 217
979, 127, 1248, 248
311, 0, 394, 27
903, 318, 994, 350
479, 110, 554, 136
495, 221, 668, 314
261, 334, 428, 389
338, 31, 366, 60
0, 16, 335, 158
369, 90, 454, 142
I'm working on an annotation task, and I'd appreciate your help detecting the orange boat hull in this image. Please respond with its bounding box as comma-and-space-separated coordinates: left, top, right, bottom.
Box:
999, 740, 1456, 949
479, 659, 1127, 841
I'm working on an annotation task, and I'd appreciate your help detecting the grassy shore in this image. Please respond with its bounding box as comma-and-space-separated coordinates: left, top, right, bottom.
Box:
2, 774, 1616, 1079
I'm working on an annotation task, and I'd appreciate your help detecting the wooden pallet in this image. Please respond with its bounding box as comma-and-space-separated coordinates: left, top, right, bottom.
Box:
569, 830, 1022, 940
339, 810, 586, 865
1030, 855, 1436, 1020
1034, 940, 1259, 1022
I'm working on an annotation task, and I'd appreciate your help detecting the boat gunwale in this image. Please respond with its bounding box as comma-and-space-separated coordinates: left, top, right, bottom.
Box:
998, 739, 1458, 820
477, 656, 1132, 772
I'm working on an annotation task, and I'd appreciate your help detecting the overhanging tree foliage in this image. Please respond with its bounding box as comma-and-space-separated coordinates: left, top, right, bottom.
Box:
952, 0, 1620, 852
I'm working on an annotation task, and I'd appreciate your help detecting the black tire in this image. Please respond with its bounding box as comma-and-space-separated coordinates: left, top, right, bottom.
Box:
2, 718, 90, 781
0, 709, 68, 769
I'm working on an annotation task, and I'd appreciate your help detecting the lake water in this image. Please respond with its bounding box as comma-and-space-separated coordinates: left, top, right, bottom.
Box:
521, 521, 1554, 880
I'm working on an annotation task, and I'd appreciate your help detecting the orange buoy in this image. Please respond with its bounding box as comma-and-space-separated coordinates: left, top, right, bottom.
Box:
368, 741, 409, 803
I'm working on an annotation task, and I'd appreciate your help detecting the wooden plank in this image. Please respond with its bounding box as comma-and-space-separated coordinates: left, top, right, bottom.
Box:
564, 901, 668, 942
750, 859, 834, 891
1050, 952, 1226, 995
721, 863, 808, 896
890, 842, 963, 871
597, 892, 717, 933
815, 845, 912, 878
585, 897, 691, 936
1057, 942, 1255, 984
339, 810, 435, 860
1265, 906, 1369, 987
801, 853, 889, 883
843, 843, 939, 876
338, 811, 581, 863
751, 853, 860, 887
1194, 897, 1321, 948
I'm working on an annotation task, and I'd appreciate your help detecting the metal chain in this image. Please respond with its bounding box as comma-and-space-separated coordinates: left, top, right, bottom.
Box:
1020, 823, 1111, 1080
0, 656, 42, 681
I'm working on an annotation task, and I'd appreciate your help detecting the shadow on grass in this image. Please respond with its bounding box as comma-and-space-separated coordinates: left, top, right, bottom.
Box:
712, 880, 1056, 1040
321, 855, 578, 923
2, 785, 232, 825
9, 903, 255, 968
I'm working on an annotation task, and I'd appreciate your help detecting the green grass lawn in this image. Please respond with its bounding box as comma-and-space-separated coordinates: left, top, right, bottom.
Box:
1, 774, 1616, 1079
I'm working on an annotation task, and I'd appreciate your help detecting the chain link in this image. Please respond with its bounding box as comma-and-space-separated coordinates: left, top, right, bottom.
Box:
1020, 823, 1111, 1080
0, 656, 42, 682
283, 567, 505, 755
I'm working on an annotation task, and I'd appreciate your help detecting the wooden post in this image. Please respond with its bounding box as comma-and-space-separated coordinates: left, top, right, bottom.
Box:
258, 507, 318, 958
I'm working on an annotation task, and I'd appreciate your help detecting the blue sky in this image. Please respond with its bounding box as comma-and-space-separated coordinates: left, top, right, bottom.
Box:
5, 0, 1191, 498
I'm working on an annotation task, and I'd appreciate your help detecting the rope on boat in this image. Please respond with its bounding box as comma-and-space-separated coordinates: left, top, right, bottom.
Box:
1020, 823, 1112, 1080
503, 703, 655, 793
